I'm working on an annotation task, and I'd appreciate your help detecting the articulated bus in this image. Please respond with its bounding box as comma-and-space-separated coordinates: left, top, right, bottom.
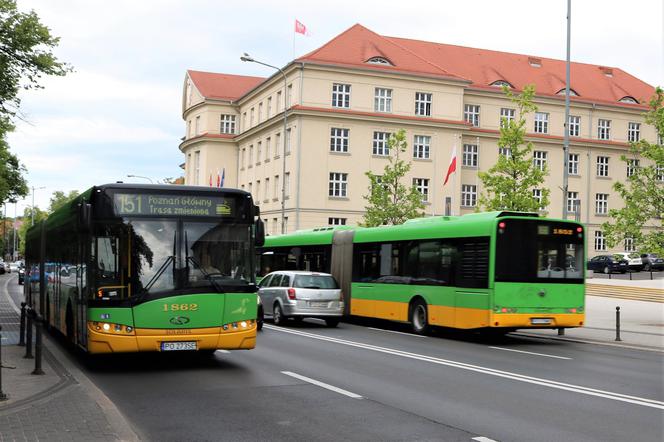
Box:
25, 183, 265, 354
258, 211, 585, 334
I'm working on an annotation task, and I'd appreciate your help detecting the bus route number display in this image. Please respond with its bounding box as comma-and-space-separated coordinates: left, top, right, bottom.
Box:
114, 194, 234, 217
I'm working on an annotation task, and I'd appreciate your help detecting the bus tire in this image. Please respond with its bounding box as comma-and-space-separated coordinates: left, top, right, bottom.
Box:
273, 304, 286, 326
410, 300, 430, 335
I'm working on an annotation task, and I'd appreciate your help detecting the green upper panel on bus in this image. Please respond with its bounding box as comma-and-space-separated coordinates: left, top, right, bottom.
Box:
265, 225, 355, 247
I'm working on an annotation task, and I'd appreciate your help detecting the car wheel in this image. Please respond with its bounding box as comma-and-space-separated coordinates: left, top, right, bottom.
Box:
273, 304, 286, 326
325, 319, 339, 328
410, 300, 430, 335
603, 266, 610, 274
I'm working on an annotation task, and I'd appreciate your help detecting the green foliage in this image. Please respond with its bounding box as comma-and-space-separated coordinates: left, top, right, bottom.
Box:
48, 190, 79, 212
602, 87, 664, 255
0, 135, 27, 202
477, 85, 550, 213
17, 205, 46, 254
362, 129, 425, 226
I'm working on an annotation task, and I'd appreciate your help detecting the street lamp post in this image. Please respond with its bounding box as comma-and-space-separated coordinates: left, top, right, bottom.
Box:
241, 53, 288, 234
31, 186, 46, 226
126, 174, 154, 183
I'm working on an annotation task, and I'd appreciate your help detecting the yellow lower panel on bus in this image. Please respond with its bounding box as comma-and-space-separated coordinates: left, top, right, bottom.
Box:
87, 324, 256, 354
351, 298, 408, 322
490, 313, 585, 328
429, 305, 491, 329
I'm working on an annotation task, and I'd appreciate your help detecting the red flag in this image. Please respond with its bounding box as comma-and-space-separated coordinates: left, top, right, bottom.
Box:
216, 170, 221, 187
443, 146, 457, 186
294, 19, 308, 35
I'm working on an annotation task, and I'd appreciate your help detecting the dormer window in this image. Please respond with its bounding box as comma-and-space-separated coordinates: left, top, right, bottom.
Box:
528, 57, 542, 68
599, 66, 613, 77
366, 57, 392, 65
490, 80, 513, 88
619, 96, 639, 104
556, 88, 579, 96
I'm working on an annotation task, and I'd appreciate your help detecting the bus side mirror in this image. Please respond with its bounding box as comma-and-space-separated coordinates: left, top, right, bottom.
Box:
255, 218, 265, 247
79, 203, 92, 232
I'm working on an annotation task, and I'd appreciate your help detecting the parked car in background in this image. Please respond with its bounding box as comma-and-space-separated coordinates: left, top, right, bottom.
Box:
640, 253, 664, 271
614, 252, 643, 272
258, 271, 344, 327
587, 255, 628, 274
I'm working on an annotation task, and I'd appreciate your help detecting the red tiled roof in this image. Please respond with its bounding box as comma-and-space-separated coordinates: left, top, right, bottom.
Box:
188, 70, 264, 101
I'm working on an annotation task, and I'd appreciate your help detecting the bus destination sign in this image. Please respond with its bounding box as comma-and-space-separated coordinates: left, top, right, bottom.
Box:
114, 194, 234, 217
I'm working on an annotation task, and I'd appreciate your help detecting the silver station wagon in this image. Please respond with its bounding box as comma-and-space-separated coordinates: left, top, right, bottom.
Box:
258, 271, 344, 327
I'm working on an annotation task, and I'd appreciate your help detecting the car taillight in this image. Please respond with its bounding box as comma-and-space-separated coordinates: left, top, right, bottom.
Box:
287, 288, 296, 300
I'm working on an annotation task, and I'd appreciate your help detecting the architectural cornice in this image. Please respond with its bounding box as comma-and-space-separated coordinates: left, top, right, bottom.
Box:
468, 127, 631, 150
179, 133, 236, 152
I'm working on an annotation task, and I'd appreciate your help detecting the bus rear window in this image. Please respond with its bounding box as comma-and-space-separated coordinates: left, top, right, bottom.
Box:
495, 219, 584, 283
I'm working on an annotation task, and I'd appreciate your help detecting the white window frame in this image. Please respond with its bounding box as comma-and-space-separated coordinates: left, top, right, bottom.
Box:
265, 137, 271, 161
267, 97, 272, 117
533, 151, 548, 171
624, 237, 636, 252
256, 141, 262, 163
462, 144, 478, 167
597, 156, 609, 177
415, 92, 432, 116
413, 178, 430, 202
566, 191, 579, 214
330, 128, 349, 153
328, 217, 347, 226
532, 189, 543, 210
373, 131, 390, 156
464, 104, 480, 127
248, 145, 254, 167
273, 175, 279, 200
595, 193, 608, 215
284, 172, 290, 197
499, 147, 512, 158
413, 135, 430, 159
500, 108, 515, 128
220, 114, 236, 134
627, 159, 639, 177
461, 184, 477, 207
598, 119, 611, 140
534, 112, 549, 134
594, 231, 606, 251
374, 88, 392, 113
264, 177, 270, 202
628, 122, 640, 142
332, 83, 351, 108
194, 150, 200, 185
286, 128, 292, 154
568, 153, 579, 175
568, 115, 580, 137
329, 172, 348, 197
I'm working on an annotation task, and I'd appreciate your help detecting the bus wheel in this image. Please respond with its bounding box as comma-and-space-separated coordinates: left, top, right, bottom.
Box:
65, 303, 74, 343
410, 300, 430, 335
273, 304, 286, 326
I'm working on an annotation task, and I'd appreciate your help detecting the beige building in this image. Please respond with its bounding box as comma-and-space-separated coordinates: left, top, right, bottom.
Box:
180, 24, 658, 255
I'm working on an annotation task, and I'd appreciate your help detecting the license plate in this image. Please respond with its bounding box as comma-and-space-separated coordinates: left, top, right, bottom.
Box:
531, 318, 552, 325
309, 301, 328, 308
160, 341, 197, 351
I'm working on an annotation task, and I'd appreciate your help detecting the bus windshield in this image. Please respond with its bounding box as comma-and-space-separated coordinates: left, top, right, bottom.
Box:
495, 219, 584, 283
128, 219, 253, 294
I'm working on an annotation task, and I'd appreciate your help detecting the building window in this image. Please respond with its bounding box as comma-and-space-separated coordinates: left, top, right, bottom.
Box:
413, 178, 429, 202
248, 145, 254, 167
332, 83, 351, 108
220, 115, 236, 134
594, 231, 606, 251
597, 156, 609, 177
194, 151, 200, 185
533, 151, 547, 171
286, 128, 292, 154
330, 128, 349, 152
242, 112, 247, 131
413, 135, 430, 159
267, 97, 272, 117
329, 172, 348, 197
500, 108, 515, 128
461, 184, 477, 207
374, 88, 392, 113
275, 133, 281, 158
287, 84, 293, 108
598, 119, 611, 140
256, 180, 261, 202
532, 189, 543, 210
329, 217, 347, 226
595, 193, 608, 215
250, 108, 254, 127
462, 144, 478, 167
272, 218, 278, 235
265, 137, 271, 160
534, 112, 549, 134
240, 148, 246, 169
256, 141, 262, 163
415, 92, 432, 116
373, 131, 390, 156
274, 175, 279, 200
568, 153, 579, 175
624, 237, 636, 252
628, 122, 640, 142
276, 91, 282, 112
195, 115, 201, 135
264, 177, 270, 202
258, 103, 263, 123
499, 147, 512, 158
569, 115, 580, 137
464, 104, 480, 127
657, 164, 664, 181
284, 172, 290, 197
567, 191, 579, 214
627, 159, 639, 177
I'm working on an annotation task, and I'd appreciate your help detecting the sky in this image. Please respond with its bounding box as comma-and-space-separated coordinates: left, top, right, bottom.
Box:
5, 0, 663, 217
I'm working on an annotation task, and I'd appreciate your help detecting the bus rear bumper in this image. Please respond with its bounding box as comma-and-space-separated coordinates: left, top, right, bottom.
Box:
490, 313, 585, 328
87, 325, 256, 354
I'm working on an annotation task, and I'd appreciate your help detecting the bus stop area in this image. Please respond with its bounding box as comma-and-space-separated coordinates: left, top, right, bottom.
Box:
0, 273, 662, 440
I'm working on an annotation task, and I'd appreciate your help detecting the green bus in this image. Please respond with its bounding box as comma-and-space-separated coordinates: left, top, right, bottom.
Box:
258, 211, 585, 334
25, 183, 265, 354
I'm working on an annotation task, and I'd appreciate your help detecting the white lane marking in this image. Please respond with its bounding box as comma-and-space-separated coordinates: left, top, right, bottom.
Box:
281, 371, 363, 399
215, 349, 230, 354
472, 437, 498, 442
511, 331, 664, 354
489, 346, 572, 360
369, 327, 427, 338
264, 324, 664, 409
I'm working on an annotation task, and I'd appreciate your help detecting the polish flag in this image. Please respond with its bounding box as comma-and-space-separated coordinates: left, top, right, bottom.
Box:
443, 146, 457, 186
294, 19, 309, 36
220, 168, 225, 188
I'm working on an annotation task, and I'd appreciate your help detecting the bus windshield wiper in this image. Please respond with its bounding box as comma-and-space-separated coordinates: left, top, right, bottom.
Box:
143, 231, 177, 293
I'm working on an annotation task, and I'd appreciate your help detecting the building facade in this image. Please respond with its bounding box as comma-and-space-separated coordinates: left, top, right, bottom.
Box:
179, 24, 658, 255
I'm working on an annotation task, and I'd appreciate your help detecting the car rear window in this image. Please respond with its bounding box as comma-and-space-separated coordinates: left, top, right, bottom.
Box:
293, 275, 339, 289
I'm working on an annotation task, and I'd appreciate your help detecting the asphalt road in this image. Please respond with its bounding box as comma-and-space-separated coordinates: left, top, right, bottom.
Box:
5, 277, 663, 442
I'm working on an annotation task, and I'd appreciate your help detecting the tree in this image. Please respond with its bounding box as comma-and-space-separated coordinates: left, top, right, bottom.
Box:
48, 190, 79, 213
0, 135, 27, 202
477, 85, 550, 212
602, 87, 664, 255
17, 206, 46, 255
362, 129, 425, 226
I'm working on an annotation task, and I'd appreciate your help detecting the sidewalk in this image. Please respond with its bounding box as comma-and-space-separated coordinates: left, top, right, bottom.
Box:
0, 275, 138, 441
